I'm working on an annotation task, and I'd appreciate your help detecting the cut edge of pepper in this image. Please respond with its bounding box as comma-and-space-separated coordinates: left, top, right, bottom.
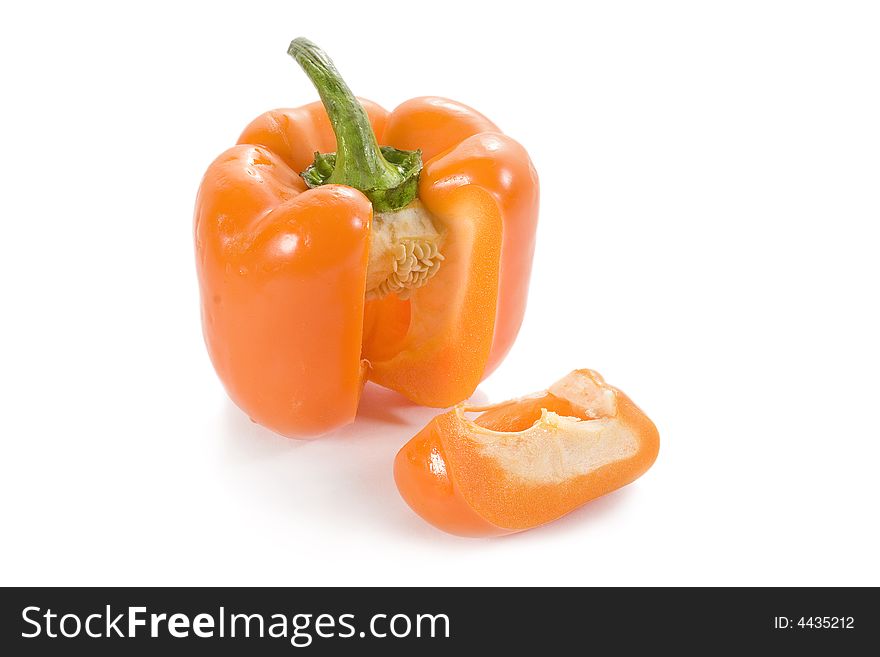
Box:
454, 369, 620, 438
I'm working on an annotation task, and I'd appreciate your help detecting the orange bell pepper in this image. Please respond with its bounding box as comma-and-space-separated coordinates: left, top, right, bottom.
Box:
394, 370, 660, 536
195, 38, 538, 437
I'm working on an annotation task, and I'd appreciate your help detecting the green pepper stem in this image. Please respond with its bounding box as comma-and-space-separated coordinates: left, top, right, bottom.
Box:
288, 38, 420, 211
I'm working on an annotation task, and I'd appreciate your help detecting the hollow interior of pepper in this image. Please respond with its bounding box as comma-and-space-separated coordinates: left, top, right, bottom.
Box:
472, 393, 578, 432
361, 293, 411, 361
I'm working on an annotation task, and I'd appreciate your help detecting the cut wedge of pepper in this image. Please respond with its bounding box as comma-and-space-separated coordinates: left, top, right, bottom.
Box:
394, 369, 660, 536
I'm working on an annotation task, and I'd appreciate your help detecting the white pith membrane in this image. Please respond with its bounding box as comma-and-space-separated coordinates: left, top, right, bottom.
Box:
365, 199, 445, 300
458, 370, 639, 485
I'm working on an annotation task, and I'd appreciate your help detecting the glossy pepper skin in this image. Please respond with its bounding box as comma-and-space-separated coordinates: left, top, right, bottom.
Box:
195, 40, 538, 437
394, 370, 660, 536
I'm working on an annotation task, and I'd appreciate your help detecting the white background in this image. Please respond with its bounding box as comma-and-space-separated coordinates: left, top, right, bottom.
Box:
1, 1, 878, 586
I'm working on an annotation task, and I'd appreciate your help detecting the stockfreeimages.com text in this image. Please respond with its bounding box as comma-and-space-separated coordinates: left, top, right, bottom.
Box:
22, 606, 450, 647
